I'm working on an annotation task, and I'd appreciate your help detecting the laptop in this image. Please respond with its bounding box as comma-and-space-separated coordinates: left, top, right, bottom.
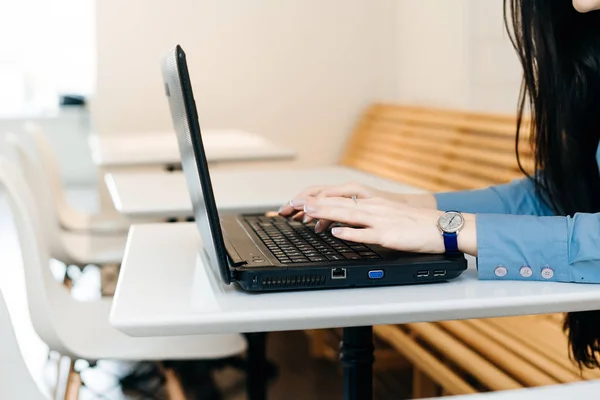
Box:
161, 45, 468, 292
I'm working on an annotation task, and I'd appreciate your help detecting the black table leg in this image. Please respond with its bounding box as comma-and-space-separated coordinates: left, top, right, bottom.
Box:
340, 326, 374, 400
245, 332, 268, 400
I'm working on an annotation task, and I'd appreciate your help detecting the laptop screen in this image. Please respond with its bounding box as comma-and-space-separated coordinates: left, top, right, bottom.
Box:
161, 45, 232, 284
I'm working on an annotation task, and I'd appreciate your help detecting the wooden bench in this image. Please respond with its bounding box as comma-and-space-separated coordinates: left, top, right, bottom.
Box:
305, 103, 598, 397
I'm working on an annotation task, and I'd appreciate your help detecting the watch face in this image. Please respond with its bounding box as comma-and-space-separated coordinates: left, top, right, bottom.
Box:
438, 211, 464, 233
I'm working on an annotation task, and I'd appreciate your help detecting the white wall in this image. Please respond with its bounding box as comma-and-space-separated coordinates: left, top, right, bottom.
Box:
395, 0, 523, 114
466, 1, 523, 113
92, 0, 398, 166
396, 0, 470, 109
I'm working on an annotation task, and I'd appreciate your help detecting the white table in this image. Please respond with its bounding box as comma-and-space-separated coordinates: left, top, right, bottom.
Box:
111, 223, 600, 336
105, 166, 425, 219
111, 223, 600, 399
89, 130, 296, 168
436, 380, 600, 400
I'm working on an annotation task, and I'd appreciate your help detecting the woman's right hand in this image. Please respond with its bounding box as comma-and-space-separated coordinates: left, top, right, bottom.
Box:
278, 182, 437, 230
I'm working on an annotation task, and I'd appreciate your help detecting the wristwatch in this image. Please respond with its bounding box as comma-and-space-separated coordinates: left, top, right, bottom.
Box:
437, 211, 465, 253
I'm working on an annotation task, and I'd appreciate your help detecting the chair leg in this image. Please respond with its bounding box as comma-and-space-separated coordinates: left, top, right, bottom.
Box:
412, 368, 439, 399
64, 359, 81, 400
100, 264, 120, 297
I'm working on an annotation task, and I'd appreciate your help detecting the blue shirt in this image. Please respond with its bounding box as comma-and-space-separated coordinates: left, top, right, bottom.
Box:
434, 145, 600, 284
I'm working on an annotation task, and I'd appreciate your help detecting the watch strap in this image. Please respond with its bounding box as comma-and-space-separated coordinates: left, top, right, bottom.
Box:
442, 232, 459, 253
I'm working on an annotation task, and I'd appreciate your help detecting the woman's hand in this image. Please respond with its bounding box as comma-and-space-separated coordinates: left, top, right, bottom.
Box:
278, 182, 438, 227
301, 196, 478, 255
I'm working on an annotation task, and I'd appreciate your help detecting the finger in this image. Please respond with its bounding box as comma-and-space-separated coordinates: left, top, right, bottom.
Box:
291, 210, 305, 221
278, 185, 326, 216
309, 196, 382, 213
303, 200, 373, 227
331, 226, 379, 244
312, 183, 365, 231
318, 182, 373, 199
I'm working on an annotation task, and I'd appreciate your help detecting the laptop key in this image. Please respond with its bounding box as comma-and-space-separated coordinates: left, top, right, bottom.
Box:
358, 251, 378, 256
343, 253, 362, 260
303, 251, 321, 257
326, 255, 345, 261
309, 256, 327, 262
337, 248, 354, 253
290, 257, 309, 263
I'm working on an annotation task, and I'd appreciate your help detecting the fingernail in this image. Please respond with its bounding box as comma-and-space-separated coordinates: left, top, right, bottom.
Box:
303, 205, 317, 214
331, 227, 341, 236
315, 220, 322, 232
290, 198, 306, 208
277, 206, 285, 214
302, 215, 310, 224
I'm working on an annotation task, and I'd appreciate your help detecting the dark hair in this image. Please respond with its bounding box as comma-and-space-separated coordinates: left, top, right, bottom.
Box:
504, 0, 600, 369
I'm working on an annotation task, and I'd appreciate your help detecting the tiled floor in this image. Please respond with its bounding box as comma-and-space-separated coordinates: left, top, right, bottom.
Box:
0, 185, 410, 399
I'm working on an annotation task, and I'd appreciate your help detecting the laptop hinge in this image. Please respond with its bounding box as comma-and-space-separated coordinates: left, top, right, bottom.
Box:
224, 235, 247, 267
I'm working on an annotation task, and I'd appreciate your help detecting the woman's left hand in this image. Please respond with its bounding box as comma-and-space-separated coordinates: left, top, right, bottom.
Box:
301, 196, 477, 255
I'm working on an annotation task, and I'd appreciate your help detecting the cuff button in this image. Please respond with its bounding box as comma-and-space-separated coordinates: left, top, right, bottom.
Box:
541, 266, 554, 279
520, 266, 533, 278
494, 266, 508, 277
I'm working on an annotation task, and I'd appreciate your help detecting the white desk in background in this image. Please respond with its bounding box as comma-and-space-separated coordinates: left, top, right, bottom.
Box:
110, 223, 600, 400
89, 130, 296, 168
436, 380, 600, 400
104, 166, 426, 220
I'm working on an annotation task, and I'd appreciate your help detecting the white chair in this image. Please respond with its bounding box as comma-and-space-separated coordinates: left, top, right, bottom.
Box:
23, 123, 130, 234
0, 150, 247, 370
6, 132, 126, 267
0, 288, 48, 400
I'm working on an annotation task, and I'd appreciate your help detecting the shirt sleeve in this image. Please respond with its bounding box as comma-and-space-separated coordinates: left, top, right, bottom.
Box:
476, 212, 600, 283
434, 177, 554, 216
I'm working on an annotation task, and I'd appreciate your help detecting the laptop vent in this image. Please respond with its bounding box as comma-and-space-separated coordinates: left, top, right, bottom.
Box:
262, 274, 326, 289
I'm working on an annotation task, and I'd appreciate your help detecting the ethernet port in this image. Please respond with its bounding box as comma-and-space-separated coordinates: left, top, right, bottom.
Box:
331, 268, 347, 280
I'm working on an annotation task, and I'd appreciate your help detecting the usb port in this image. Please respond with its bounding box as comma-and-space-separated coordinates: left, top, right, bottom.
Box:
433, 270, 447, 277
416, 270, 430, 278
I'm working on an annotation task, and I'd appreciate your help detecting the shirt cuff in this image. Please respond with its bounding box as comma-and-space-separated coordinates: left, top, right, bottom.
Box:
476, 213, 571, 282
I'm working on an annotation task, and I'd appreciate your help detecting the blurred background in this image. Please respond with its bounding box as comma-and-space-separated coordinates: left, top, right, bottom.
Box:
0, 0, 520, 186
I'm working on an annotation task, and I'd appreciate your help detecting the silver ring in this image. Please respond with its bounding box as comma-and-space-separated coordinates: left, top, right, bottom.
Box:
351, 195, 359, 210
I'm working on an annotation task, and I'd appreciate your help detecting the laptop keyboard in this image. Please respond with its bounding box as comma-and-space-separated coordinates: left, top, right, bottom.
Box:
245, 216, 383, 264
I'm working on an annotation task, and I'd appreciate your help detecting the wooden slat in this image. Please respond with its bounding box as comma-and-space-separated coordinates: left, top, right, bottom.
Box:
438, 320, 559, 387
467, 319, 581, 383
373, 103, 532, 137
346, 150, 503, 192
371, 106, 529, 137
358, 137, 523, 184
375, 103, 531, 128
366, 119, 532, 155
407, 322, 523, 391
485, 317, 600, 380
341, 157, 458, 193
374, 325, 477, 396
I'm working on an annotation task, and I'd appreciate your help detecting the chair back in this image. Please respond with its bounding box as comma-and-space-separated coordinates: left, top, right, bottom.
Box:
0, 289, 48, 400
23, 123, 79, 225
5, 132, 72, 262
0, 141, 74, 355
340, 104, 534, 192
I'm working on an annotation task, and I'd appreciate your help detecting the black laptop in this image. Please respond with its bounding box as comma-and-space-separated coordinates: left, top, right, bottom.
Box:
161, 45, 467, 292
